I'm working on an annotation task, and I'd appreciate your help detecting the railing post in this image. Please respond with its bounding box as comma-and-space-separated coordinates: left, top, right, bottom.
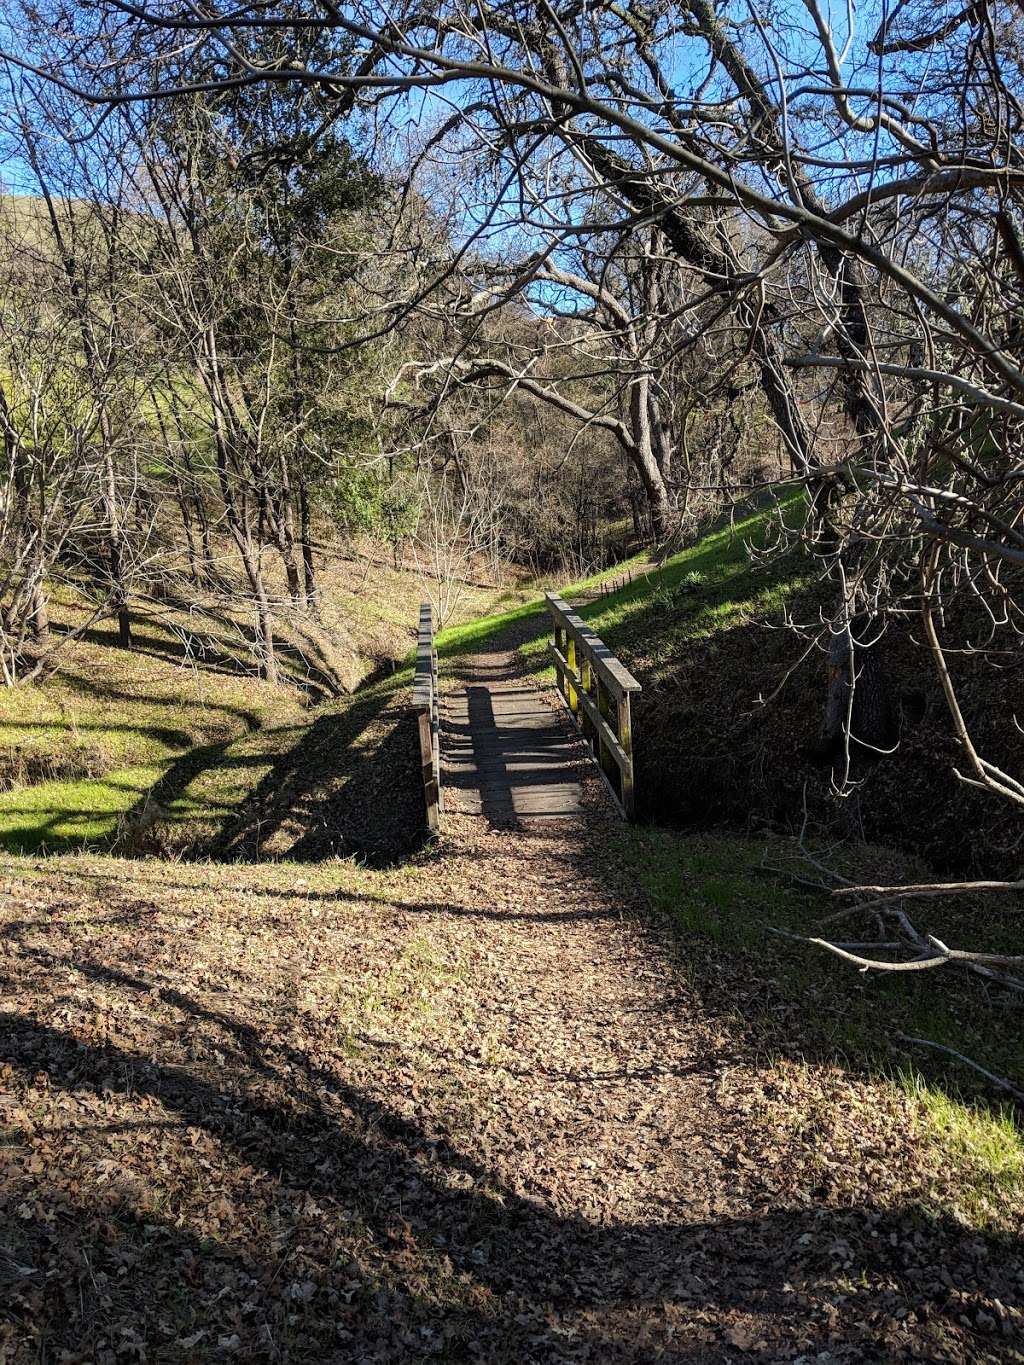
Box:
580, 650, 593, 745
566, 633, 578, 717
418, 708, 439, 832
595, 674, 617, 790
432, 637, 441, 816
616, 692, 634, 818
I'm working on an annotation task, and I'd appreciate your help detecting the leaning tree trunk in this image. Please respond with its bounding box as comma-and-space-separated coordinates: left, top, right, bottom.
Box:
648, 388, 674, 492
27, 568, 49, 647
272, 505, 303, 607
223, 494, 279, 684
252, 564, 279, 685
228, 512, 279, 685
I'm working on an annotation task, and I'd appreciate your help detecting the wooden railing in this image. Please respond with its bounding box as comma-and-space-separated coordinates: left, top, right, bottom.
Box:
413, 601, 441, 831
544, 591, 641, 818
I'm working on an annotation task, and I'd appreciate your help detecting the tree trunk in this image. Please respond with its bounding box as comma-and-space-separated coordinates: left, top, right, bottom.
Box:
276, 517, 303, 607
299, 480, 318, 611
822, 552, 896, 765
177, 486, 199, 585
253, 567, 279, 684
8, 426, 50, 650
648, 389, 674, 490
629, 479, 643, 546
231, 517, 279, 684
628, 378, 673, 541
28, 572, 49, 646
101, 446, 131, 648
272, 453, 305, 608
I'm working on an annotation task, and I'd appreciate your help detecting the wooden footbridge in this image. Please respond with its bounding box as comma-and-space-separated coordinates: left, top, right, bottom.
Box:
413, 597, 640, 827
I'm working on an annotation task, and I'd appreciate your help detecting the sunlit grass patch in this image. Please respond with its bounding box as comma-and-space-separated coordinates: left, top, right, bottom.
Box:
0, 593, 300, 854
435, 491, 806, 668
900, 1070, 1024, 1225
0, 763, 168, 853
0, 675, 303, 855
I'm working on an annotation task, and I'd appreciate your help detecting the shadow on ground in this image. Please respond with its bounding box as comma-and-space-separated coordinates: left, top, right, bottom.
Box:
52, 606, 352, 702
205, 680, 428, 867
2, 986, 1019, 1363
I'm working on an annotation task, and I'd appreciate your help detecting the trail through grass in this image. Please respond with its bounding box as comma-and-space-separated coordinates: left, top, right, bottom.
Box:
436, 490, 807, 674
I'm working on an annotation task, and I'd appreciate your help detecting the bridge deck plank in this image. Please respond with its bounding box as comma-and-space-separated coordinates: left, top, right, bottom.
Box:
440, 673, 585, 822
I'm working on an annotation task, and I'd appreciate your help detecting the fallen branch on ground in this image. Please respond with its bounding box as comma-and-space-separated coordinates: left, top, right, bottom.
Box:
898, 1034, 1024, 1104
833, 880, 1024, 901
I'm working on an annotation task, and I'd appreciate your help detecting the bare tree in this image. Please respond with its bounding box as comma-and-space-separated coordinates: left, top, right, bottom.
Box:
4, 0, 1024, 948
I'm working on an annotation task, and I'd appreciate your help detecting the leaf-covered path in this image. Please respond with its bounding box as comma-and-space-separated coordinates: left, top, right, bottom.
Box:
1, 637, 1021, 1362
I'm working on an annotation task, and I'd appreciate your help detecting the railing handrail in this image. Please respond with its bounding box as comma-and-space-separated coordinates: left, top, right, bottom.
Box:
544, 591, 640, 819
413, 601, 435, 711
413, 601, 441, 830
544, 592, 641, 700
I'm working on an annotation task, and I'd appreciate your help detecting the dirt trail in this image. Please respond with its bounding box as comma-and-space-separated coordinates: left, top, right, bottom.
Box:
1, 628, 1020, 1362
396, 635, 1022, 1361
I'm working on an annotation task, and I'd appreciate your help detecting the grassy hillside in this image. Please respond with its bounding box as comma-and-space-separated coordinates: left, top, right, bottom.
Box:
0, 589, 305, 855
0, 549, 535, 859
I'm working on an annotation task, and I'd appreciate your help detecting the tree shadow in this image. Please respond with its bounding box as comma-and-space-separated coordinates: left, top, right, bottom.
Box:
50, 619, 261, 684
51, 609, 348, 703
56, 671, 265, 732
207, 682, 428, 867
3, 997, 1020, 1363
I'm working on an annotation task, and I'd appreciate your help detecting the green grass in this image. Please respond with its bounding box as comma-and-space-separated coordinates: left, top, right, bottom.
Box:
435, 489, 809, 674
545, 491, 807, 658
0, 763, 168, 854
901, 1071, 1024, 1222
625, 824, 1024, 1222
0, 612, 301, 854
0, 538, 540, 856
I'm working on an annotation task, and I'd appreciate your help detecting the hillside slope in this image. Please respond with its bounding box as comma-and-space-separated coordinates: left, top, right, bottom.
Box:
446, 496, 1023, 881
0, 550, 534, 858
